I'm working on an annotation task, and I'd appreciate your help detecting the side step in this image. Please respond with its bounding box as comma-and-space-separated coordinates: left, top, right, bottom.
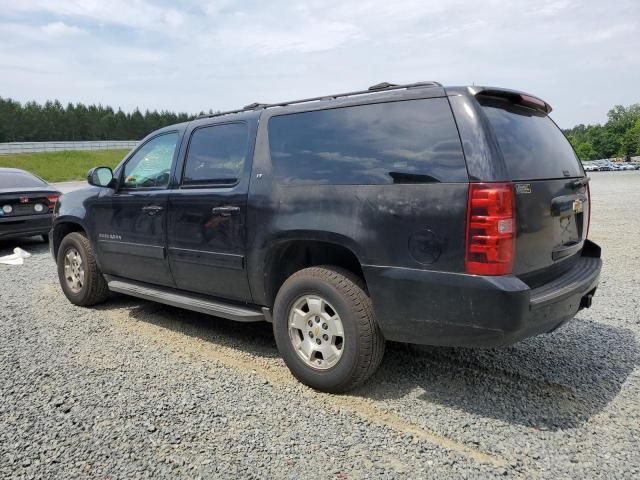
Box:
106, 277, 265, 323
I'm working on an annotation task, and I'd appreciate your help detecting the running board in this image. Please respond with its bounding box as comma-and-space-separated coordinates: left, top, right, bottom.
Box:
106, 278, 265, 323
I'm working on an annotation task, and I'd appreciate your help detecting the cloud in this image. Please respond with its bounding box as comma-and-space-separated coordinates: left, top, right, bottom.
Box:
0, 0, 638, 127
41, 21, 85, 37
3, 0, 191, 33
207, 21, 363, 55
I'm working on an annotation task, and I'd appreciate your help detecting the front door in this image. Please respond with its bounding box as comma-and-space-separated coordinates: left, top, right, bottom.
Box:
167, 121, 253, 302
92, 131, 180, 287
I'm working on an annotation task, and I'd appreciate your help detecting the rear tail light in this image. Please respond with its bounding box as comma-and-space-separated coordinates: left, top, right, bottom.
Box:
47, 194, 61, 212
465, 182, 515, 276
586, 183, 591, 238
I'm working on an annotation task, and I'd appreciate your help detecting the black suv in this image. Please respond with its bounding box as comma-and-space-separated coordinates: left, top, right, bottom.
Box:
51, 82, 602, 392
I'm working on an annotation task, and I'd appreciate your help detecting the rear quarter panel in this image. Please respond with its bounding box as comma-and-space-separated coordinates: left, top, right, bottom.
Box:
246, 104, 469, 307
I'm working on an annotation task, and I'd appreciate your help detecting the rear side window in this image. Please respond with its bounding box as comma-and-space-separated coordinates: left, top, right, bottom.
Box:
268, 98, 467, 185
0, 171, 47, 188
183, 123, 248, 186
479, 97, 582, 180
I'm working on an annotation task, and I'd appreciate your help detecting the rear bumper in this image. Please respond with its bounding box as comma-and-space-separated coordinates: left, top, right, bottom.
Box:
364, 240, 602, 347
0, 213, 53, 240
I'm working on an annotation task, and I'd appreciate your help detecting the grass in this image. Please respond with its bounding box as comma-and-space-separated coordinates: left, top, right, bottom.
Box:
0, 149, 130, 182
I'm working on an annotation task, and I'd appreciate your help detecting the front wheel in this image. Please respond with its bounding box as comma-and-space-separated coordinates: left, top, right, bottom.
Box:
273, 266, 385, 393
57, 232, 110, 306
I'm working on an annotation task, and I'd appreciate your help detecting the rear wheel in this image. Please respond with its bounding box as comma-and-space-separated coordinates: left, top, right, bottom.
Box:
57, 232, 110, 306
273, 266, 385, 393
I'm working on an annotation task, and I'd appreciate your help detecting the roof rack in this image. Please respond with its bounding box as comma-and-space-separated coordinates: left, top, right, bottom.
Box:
197, 81, 442, 119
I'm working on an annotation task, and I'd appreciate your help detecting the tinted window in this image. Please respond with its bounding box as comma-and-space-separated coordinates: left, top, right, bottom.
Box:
480, 98, 582, 180
0, 171, 47, 189
268, 98, 467, 185
183, 123, 248, 185
123, 132, 179, 189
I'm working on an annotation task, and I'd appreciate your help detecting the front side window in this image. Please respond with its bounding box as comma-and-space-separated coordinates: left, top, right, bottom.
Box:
268, 98, 467, 185
182, 123, 248, 186
123, 132, 179, 189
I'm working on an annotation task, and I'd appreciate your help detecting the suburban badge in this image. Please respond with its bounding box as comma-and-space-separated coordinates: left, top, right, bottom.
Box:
515, 183, 532, 194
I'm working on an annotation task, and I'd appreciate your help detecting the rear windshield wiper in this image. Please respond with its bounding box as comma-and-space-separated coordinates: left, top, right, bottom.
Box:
388, 172, 440, 184
567, 176, 590, 189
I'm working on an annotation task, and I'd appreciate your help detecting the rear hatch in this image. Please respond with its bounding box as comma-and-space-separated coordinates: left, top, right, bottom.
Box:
477, 93, 589, 287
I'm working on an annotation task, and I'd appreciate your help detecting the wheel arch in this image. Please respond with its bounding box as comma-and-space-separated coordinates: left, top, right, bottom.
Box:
260, 233, 366, 307
51, 219, 88, 259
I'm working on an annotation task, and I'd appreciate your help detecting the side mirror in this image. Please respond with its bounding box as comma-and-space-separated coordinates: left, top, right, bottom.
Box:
87, 167, 114, 188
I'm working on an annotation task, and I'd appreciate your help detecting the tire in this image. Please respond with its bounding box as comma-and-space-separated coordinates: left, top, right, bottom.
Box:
273, 266, 385, 393
42, 234, 49, 243
57, 231, 110, 306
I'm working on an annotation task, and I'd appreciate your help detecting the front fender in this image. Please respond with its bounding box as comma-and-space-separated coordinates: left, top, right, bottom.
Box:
51, 186, 101, 259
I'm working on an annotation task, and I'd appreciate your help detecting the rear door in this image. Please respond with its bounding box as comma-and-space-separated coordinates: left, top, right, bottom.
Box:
166, 121, 254, 302
478, 95, 588, 284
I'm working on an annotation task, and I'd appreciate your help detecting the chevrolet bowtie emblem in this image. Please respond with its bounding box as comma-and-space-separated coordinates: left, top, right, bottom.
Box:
573, 199, 584, 214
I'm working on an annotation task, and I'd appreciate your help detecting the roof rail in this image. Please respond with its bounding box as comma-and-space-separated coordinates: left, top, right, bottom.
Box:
196, 80, 442, 119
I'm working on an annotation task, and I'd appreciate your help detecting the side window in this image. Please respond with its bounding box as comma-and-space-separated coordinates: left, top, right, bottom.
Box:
268, 98, 467, 185
182, 123, 248, 186
123, 132, 179, 189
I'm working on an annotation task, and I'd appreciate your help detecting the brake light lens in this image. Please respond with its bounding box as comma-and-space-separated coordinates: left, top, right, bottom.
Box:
47, 194, 60, 212
465, 182, 515, 275
519, 94, 547, 111
586, 183, 591, 238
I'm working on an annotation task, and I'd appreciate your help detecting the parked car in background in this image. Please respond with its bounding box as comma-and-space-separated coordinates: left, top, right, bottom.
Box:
0, 168, 61, 242
583, 164, 599, 172
50, 82, 602, 392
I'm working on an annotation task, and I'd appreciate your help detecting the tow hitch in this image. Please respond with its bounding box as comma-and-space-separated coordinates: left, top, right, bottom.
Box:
580, 293, 594, 309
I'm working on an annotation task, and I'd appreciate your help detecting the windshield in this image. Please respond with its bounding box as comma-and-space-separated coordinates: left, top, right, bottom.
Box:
0, 171, 47, 189
479, 97, 583, 180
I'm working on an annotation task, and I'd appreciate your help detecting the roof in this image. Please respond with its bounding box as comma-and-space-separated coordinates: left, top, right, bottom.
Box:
194, 81, 552, 122
196, 81, 443, 121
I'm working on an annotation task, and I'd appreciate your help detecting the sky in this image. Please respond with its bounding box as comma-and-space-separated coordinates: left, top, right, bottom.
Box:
0, 0, 638, 128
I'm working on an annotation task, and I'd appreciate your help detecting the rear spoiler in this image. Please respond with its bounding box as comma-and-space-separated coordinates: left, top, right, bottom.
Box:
472, 87, 552, 114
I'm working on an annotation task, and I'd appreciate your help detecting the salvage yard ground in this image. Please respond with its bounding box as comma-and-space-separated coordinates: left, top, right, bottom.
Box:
0, 172, 638, 478
0, 149, 128, 182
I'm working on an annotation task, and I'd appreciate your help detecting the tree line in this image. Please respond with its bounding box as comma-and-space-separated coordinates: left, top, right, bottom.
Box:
1, 96, 639, 160
563, 104, 640, 161
0, 97, 200, 143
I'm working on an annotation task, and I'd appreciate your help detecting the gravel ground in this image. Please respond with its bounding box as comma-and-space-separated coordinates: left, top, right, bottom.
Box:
1, 171, 639, 479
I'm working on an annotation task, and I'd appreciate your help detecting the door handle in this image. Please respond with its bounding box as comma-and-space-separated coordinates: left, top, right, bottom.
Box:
211, 206, 240, 217
142, 205, 164, 216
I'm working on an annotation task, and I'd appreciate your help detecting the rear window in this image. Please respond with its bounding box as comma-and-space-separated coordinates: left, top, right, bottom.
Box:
0, 171, 47, 189
479, 97, 582, 180
268, 98, 467, 185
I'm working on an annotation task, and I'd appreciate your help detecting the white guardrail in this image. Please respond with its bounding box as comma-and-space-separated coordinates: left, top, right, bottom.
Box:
0, 140, 139, 155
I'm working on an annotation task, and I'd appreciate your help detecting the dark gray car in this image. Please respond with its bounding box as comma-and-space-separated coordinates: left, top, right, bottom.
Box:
0, 168, 60, 242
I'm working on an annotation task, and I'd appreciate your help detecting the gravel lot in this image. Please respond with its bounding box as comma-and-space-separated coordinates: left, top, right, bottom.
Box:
1, 172, 638, 479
